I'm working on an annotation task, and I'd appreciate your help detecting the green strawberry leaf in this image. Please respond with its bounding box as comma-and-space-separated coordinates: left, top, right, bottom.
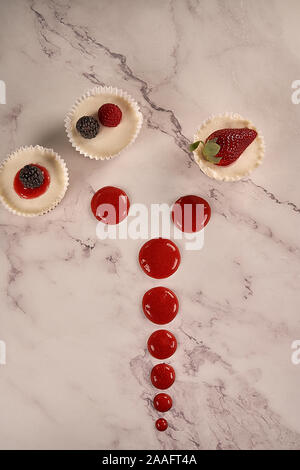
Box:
203, 141, 220, 158
189, 141, 201, 152
190, 138, 222, 164
204, 154, 222, 164
202, 140, 221, 163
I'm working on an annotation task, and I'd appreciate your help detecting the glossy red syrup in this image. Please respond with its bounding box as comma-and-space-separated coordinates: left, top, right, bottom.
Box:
139, 238, 181, 279
172, 195, 211, 233
91, 186, 130, 224
153, 393, 172, 412
148, 330, 177, 360
14, 164, 50, 199
142, 287, 179, 325
155, 418, 168, 432
151, 363, 175, 390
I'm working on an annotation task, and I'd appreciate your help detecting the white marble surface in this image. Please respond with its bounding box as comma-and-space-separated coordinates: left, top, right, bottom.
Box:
1, 0, 300, 450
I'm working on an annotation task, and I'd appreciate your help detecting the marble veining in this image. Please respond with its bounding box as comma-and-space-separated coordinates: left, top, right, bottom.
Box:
0, 0, 300, 450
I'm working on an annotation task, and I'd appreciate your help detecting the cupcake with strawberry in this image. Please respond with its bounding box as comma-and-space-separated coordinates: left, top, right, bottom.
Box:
190, 113, 265, 181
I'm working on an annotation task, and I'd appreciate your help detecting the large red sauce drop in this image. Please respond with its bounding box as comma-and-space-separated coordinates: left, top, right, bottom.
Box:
91, 186, 130, 224
142, 287, 179, 325
139, 238, 181, 279
151, 363, 175, 390
148, 330, 177, 360
153, 393, 172, 412
172, 195, 211, 233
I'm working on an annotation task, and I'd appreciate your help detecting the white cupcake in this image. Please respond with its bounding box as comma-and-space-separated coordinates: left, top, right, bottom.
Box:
192, 113, 265, 182
65, 86, 143, 160
0, 145, 69, 217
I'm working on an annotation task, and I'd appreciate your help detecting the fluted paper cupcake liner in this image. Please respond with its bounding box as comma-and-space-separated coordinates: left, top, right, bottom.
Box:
0, 145, 69, 217
65, 86, 143, 160
192, 112, 265, 182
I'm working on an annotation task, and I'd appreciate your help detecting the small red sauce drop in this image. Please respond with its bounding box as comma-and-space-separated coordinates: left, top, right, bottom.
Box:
91, 186, 130, 224
142, 287, 179, 325
151, 363, 175, 390
155, 418, 168, 432
153, 393, 172, 412
148, 330, 177, 360
172, 195, 211, 233
139, 238, 181, 279
14, 164, 50, 199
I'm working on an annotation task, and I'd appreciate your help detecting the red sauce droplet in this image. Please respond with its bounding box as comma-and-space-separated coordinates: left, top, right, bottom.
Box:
148, 330, 177, 360
155, 418, 168, 432
172, 195, 211, 233
153, 393, 172, 412
142, 287, 179, 325
14, 164, 50, 199
139, 238, 181, 279
91, 186, 130, 224
151, 363, 175, 390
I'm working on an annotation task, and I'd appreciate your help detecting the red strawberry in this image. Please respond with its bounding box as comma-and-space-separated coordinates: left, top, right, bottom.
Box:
98, 103, 122, 127
190, 128, 257, 166
206, 128, 257, 166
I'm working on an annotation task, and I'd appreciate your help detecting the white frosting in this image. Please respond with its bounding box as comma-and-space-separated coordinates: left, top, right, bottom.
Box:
66, 87, 143, 160
0, 146, 69, 216
193, 113, 265, 181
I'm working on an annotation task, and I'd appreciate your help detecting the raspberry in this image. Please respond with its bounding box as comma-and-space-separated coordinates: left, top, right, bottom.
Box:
98, 103, 122, 127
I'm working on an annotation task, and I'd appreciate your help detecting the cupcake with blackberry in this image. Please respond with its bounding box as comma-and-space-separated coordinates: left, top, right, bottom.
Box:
65, 86, 143, 160
0, 145, 69, 216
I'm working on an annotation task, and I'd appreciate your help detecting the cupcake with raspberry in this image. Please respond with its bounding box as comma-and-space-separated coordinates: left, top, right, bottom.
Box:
65, 86, 143, 160
0, 145, 69, 217
190, 113, 265, 181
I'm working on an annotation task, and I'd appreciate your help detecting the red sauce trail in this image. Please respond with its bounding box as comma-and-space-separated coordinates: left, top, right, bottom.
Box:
172, 195, 211, 233
148, 330, 177, 360
151, 363, 175, 390
139, 238, 181, 279
142, 287, 179, 325
153, 393, 172, 412
14, 164, 50, 199
91, 186, 130, 224
155, 418, 168, 432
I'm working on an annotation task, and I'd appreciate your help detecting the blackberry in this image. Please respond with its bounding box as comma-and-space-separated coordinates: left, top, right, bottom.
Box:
76, 116, 99, 139
19, 164, 44, 189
